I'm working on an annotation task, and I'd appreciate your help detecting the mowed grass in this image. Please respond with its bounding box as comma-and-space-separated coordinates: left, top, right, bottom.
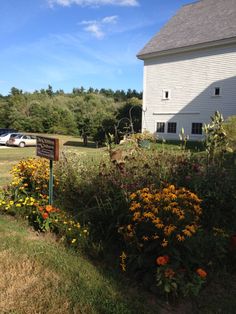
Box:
0, 135, 105, 187
0, 215, 159, 314
0, 147, 36, 186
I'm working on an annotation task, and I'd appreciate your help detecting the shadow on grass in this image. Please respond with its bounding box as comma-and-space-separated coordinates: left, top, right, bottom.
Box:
157, 140, 205, 152
63, 141, 98, 148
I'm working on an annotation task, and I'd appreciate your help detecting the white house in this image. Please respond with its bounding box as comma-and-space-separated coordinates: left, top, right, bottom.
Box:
137, 0, 236, 140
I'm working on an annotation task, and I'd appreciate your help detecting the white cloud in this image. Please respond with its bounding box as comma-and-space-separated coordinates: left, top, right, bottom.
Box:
102, 15, 118, 24
80, 19, 98, 25
48, 0, 139, 7
84, 24, 104, 38
80, 15, 118, 39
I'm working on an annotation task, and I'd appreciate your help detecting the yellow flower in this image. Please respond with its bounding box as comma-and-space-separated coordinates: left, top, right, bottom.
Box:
130, 193, 136, 200
132, 211, 141, 221
127, 224, 133, 231
130, 202, 141, 211
120, 251, 127, 272
182, 229, 192, 237
71, 239, 77, 244
161, 239, 168, 247
176, 234, 185, 242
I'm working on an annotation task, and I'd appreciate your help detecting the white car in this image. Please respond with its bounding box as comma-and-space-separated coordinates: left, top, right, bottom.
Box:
0, 133, 19, 145
7, 134, 37, 148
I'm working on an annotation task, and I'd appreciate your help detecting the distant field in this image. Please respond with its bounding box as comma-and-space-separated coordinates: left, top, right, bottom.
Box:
0, 135, 105, 187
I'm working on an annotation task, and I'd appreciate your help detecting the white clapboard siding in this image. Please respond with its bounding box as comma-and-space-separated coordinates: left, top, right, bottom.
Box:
142, 43, 236, 140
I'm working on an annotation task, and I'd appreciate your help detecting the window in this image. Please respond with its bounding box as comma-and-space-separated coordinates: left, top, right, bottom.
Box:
192, 123, 202, 135
162, 89, 171, 100
213, 87, 221, 96
156, 122, 165, 133
168, 122, 177, 133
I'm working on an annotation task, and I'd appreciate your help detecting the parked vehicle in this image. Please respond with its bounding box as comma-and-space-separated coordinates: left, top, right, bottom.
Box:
0, 133, 19, 145
0, 128, 17, 136
7, 134, 37, 147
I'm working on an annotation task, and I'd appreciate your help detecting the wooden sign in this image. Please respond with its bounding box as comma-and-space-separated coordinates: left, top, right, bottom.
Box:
36, 136, 59, 161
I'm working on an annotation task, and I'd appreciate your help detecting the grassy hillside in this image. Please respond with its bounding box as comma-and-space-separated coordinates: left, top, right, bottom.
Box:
0, 215, 159, 314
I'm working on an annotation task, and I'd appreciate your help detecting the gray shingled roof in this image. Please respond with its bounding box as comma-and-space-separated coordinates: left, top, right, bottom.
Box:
137, 0, 236, 59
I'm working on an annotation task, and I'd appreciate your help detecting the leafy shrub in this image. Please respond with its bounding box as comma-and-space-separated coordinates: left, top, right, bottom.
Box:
203, 111, 230, 164
55, 147, 189, 249
224, 115, 236, 151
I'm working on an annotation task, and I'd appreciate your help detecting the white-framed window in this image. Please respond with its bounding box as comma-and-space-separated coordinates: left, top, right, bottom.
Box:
167, 122, 177, 133
156, 122, 165, 133
191, 123, 203, 135
162, 89, 171, 100
212, 87, 221, 97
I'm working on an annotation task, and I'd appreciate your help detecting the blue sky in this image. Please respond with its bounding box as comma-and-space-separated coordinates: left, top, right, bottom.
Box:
0, 0, 192, 95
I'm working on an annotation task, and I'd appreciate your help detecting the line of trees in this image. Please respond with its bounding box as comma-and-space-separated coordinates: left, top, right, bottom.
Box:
0, 86, 142, 144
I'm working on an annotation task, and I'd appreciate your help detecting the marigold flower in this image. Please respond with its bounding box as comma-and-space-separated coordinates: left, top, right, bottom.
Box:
196, 268, 207, 278
42, 212, 49, 219
156, 255, 169, 265
45, 205, 53, 212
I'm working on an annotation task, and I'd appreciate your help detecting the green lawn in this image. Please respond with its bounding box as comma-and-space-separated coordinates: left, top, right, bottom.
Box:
0, 215, 159, 314
0, 135, 105, 187
0, 147, 36, 186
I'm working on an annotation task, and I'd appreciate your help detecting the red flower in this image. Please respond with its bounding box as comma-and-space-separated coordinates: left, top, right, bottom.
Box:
42, 212, 49, 220
156, 255, 169, 266
196, 268, 207, 278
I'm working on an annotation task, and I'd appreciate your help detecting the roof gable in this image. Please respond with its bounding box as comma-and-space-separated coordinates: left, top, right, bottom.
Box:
137, 0, 236, 59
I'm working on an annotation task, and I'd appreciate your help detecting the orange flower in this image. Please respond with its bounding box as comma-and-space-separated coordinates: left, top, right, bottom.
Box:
196, 268, 207, 278
42, 212, 49, 220
45, 205, 53, 212
164, 268, 175, 279
38, 206, 43, 212
156, 255, 169, 265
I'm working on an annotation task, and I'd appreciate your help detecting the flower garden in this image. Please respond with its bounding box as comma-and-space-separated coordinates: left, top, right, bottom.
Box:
1, 113, 236, 307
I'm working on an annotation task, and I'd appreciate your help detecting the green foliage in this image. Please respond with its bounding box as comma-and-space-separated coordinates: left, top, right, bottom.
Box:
224, 115, 236, 151
203, 111, 230, 164
0, 86, 142, 138
179, 127, 189, 151
1, 137, 236, 303
171, 153, 236, 232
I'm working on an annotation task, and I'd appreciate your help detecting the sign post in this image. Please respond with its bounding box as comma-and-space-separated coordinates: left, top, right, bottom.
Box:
49, 159, 54, 205
36, 136, 59, 205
